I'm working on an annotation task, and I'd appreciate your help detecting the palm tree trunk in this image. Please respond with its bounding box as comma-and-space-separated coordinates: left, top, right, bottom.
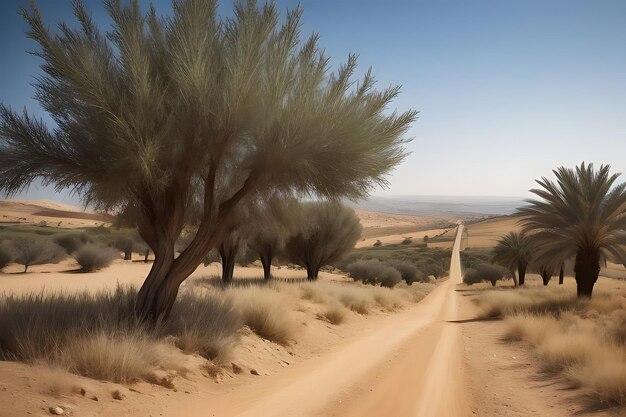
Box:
558, 265, 564, 285
574, 249, 600, 298
307, 264, 319, 281
518, 262, 527, 286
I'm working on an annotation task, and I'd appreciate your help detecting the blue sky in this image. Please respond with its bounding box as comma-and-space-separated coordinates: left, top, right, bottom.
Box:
1, 0, 625, 205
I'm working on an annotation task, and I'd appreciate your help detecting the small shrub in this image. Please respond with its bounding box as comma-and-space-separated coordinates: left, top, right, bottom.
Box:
53, 232, 92, 254
463, 263, 509, 287
387, 260, 427, 284
74, 243, 120, 272
331, 285, 373, 314
401, 237, 412, 245
373, 240, 382, 247
346, 259, 402, 288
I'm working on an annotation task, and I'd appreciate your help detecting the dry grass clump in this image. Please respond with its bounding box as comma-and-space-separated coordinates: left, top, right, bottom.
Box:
230, 286, 297, 345
481, 287, 626, 405
166, 289, 242, 363
0, 286, 242, 382
319, 302, 347, 325
59, 331, 185, 383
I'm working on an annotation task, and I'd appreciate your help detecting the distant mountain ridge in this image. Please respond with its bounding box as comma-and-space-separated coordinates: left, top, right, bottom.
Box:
350, 195, 526, 217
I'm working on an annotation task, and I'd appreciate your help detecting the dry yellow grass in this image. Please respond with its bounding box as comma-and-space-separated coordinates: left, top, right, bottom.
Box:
477, 287, 626, 405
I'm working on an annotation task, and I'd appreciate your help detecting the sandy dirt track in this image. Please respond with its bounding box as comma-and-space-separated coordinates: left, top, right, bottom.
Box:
178, 225, 469, 417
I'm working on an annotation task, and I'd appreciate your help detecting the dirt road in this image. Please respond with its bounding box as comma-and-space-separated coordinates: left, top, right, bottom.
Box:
186, 225, 470, 417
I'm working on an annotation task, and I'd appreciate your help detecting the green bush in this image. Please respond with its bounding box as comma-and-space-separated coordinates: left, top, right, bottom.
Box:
463, 263, 510, 286
346, 259, 402, 288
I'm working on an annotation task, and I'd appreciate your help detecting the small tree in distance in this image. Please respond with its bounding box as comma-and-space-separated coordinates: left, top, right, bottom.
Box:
285, 202, 361, 280
10, 237, 65, 273
248, 197, 298, 280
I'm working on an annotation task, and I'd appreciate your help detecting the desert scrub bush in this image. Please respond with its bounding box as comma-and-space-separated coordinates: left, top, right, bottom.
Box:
401, 237, 412, 245
387, 260, 428, 284
9, 237, 65, 272
346, 259, 402, 288
369, 286, 405, 311
74, 243, 120, 272
373, 239, 382, 247
166, 290, 242, 363
0, 286, 242, 382
53, 232, 93, 254
231, 287, 297, 345
330, 285, 374, 314
319, 302, 347, 325
463, 263, 510, 287
299, 282, 332, 304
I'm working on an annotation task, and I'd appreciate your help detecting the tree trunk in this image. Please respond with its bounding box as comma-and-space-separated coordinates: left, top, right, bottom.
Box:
558, 265, 564, 285
124, 250, 132, 261
144, 251, 150, 263
260, 251, 273, 281
490, 280, 497, 287
541, 271, 551, 286
518, 261, 526, 286
135, 243, 177, 323
574, 249, 600, 298
306, 264, 319, 281
219, 243, 239, 283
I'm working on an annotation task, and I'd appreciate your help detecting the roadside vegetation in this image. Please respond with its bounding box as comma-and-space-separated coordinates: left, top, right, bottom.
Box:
0, 279, 436, 384
474, 287, 626, 405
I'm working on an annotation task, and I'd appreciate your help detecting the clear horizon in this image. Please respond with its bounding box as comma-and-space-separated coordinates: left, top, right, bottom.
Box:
1, 0, 625, 205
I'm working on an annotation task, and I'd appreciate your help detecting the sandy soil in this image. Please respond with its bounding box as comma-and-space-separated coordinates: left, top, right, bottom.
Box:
464, 216, 522, 248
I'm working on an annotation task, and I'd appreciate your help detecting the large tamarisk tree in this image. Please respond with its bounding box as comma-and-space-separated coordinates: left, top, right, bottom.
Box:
0, 0, 415, 321
285, 202, 361, 280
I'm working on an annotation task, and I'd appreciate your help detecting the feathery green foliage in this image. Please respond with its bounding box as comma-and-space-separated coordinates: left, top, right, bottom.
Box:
518, 163, 626, 297
0, 0, 415, 320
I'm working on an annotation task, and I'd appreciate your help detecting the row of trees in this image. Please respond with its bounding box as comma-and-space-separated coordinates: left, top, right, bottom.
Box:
488, 163, 626, 298
200, 199, 362, 282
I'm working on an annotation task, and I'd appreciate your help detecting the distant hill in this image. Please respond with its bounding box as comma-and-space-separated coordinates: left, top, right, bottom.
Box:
0, 200, 113, 227
350, 195, 525, 217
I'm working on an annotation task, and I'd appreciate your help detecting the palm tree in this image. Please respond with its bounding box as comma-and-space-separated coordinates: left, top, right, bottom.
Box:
518, 163, 626, 297
0, 0, 415, 322
492, 231, 532, 286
